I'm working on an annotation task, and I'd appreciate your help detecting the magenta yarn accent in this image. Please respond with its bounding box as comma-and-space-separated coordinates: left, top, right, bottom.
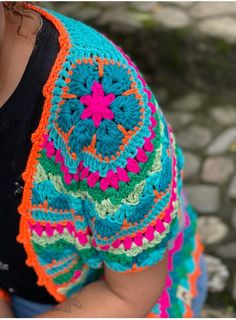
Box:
100, 177, 109, 191
55, 224, 64, 234
98, 170, 120, 191
76, 231, 88, 245
112, 239, 122, 249
43, 139, 77, 186
163, 214, 171, 224
78, 160, 84, 171
73, 172, 79, 182
66, 222, 75, 234
60, 162, 72, 185
133, 231, 143, 246
34, 222, 44, 237
136, 147, 148, 163
55, 149, 63, 163
45, 223, 54, 237
155, 219, 165, 233
107, 170, 119, 189
185, 207, 191, 228
28, 222, 34, 232
100, 244, 110, 250
80, 81, 115, 128
85, 226, 92, 236
143, 137, 154, 152
137, 73, 148, 88
150, 116, 157, 127
143, 87, 152, 100
149, 127, 156, 139
123, 236, 133, 250
116, 167, 130, 182
81, 167, 89, 180
158, 228, 184, 317
145, 225, 155, 241
46, 141, 55, 158
65, 172, 72, 185
41, 134, 49, 148
92, 238, 97, 247
72, 270, 82, 280
172, 192, 177, 202
87, 171, 100, 187
149, 102, 156, 114
126, 158, 140, 173
158, 275, 172, 317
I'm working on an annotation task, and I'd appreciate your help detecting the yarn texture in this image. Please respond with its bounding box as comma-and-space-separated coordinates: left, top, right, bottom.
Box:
15, 3, 204, 317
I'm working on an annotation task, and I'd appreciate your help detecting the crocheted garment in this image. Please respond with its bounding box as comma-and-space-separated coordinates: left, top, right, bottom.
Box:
16, 3, 203, 317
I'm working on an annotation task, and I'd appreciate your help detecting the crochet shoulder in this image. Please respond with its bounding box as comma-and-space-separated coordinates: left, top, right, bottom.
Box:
42, 8, 164, 197
47, 6, 127, 59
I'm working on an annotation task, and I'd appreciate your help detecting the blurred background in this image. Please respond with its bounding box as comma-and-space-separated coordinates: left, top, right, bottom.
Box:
42, 1, 236, 317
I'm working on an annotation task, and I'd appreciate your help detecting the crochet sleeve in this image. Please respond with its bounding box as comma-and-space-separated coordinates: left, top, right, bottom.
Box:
63, 50, 181, 273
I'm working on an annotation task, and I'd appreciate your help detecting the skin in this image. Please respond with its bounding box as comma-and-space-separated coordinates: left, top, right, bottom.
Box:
0, 298, 14, 318
0, 2, 169, 317
0, 2, 40, 107
35, 254, 168, 318
0, 3, 40, 316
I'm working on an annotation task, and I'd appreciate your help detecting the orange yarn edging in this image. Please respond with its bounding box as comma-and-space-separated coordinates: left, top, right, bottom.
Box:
16, 3, 73, 303
183, 232, 204, 318
146, 313, 160, 318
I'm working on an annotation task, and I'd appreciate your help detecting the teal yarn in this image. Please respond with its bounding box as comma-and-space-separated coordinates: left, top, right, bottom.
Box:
16, 4, 203, 316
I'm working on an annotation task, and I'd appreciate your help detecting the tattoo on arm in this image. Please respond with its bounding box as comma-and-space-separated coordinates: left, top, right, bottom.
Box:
53, 294, 82, 313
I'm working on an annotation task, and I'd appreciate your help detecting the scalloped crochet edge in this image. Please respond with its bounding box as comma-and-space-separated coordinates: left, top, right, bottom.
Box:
15, 3, 71, 303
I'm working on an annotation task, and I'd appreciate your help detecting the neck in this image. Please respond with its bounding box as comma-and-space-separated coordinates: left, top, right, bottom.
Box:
0, 8, 41, 107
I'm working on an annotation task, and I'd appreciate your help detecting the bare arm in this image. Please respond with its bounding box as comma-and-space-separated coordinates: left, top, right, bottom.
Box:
36, 252, 168, 318
0, 290, 14, 318
0, 300, 14, 318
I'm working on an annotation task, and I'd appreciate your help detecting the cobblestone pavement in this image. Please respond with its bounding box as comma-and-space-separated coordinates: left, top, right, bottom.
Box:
43, 2, 236, 317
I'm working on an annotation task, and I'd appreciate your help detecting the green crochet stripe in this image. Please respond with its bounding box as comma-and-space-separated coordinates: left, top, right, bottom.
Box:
80, 116, 165, 205
36, 142, 162, 219
95, 203, 178, 255
53, 259, 84, 285
38, 111, 165, 206
33, 238, 76, 255
98, 214, 178, 265
32, 233, 95, 256
32, 231, 75, 246
32, 235, 99, 262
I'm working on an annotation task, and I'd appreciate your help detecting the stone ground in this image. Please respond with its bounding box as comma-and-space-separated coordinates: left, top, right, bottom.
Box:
43, 2, 236, 317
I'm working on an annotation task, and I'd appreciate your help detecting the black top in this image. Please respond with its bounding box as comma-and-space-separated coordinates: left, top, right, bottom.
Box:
0, 14, 59, 304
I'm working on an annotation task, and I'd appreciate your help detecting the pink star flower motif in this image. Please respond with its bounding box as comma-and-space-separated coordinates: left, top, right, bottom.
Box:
79, 81, 115, 128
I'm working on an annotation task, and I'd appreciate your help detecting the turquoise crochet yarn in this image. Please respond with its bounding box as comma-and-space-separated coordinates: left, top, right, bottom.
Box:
16, 3, 204, 318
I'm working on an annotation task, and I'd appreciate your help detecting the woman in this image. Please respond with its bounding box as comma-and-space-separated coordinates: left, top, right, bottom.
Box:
0, 2, 208, 318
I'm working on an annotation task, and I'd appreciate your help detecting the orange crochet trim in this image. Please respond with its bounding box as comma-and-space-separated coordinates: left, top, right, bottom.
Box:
183, 232, 204, 318
50, 259, 78, 278
16, 2, 72, 303
45, 254, 77, 270
146, 313, 160, 318
118, 263, 150, 274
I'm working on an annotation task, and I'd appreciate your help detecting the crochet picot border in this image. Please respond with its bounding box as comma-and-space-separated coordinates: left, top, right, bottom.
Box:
14, 4, 204, 316
16, 3, 71, 302
15, 2, 165, 303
